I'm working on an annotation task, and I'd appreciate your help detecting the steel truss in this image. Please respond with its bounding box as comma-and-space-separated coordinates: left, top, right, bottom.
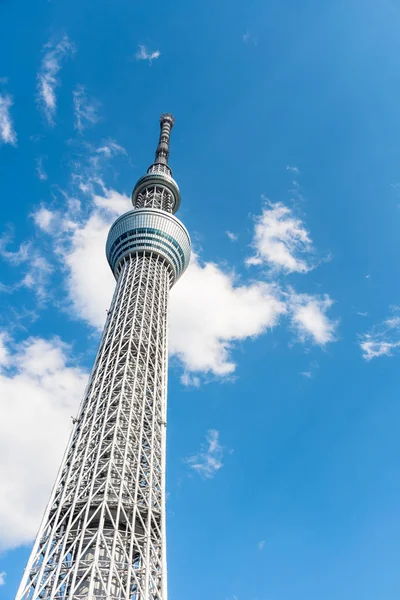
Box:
16, 114, 190, 600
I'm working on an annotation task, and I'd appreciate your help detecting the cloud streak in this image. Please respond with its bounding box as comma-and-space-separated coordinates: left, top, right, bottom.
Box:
360, 313, 400, 360
73, 85, 100, 133
135, 45, 160, 63
0, 94, 17, 146
186, 430, 224, 479
0, 233, 53, 300
37, 36, 75, 125
36, 157, 48, 181
226, 231, 238, 242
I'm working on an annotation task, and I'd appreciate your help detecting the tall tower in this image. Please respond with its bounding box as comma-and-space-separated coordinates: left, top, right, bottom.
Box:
17, 114, 191, 600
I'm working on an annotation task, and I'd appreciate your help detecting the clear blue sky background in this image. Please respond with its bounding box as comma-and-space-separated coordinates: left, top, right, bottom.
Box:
1, 0, 400, 599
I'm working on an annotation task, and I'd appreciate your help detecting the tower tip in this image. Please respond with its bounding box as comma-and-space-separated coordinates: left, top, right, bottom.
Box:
160, 113, 175, 127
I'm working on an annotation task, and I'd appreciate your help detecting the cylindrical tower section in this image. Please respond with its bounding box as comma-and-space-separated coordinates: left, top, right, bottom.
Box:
106, 208, 191, 283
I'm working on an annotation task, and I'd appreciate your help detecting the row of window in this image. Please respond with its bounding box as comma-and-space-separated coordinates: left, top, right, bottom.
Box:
110, 239, 182, 278
108, 227, 187, 265
107, 211, 189, 256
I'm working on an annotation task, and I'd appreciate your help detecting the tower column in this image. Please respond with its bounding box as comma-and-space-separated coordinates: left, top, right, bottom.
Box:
16, 115, 191, 600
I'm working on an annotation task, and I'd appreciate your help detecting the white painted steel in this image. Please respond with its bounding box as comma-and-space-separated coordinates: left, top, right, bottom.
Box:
16, 114, 190, 600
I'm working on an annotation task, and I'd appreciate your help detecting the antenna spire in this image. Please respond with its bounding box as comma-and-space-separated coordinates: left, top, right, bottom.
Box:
154, 113, 175, 166
133, 112, 181, 213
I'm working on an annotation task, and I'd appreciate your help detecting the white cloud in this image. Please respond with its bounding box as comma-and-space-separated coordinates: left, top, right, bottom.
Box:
0, 94, 17, 146
288, 293, 337, 345
29, 175, 336, 377
33, 206, 54, 232
26, 140, 337, 379
60, 209, 117, 328
180, 372, 200, 387
0, 334, 88, 550
92, 187, 131, 215
95, 140, 126, 158
0, 235, 30, 265
246, 201, 315, 273
20, 255, 53, 301
73, 85, 100, 133
37, 36, 75, 125
286, 165, 300, 175
0, 572, 5, 586
55, 203, 286, 377
242, 32, 257, 45
258, 540, 265, 550
73, 140, 126, 185
186, 430, 224, 479
360, 312, 400, 360
0, 333, 9, 365
36, 157, 48, 180
361, 340, 400, 360
170, 256, 286, 375
0, 233, 53, 300
300, 371, 312, 378
135, 45, 160, 63
30, 172, 289, 377
226, 230, 238, 242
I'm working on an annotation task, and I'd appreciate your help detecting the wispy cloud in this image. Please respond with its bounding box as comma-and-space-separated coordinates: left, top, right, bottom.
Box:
95, 140, 126, 158
0, 235, 30, 265
0, 94, 17, 146
257, 540, 265, 550
36, 157, 47, 181
0, 233, 53, 301
73, 85, 100, 133
20, 256, 53, 302
242, 32, 257, 45
32, 206, 54, 232
0, 572, 5, 586
37, 36, 75, 125
135, 44, 160, 63
0, 77, 9, 85
246, 201, 315, 273
180, 372, 200, 387
288, 292, 338, 345
226, 230, 238, 242
360, 311, 400, 360
186, 430, 224, 479
286, 165, 300, 175
300, 360, 319, 379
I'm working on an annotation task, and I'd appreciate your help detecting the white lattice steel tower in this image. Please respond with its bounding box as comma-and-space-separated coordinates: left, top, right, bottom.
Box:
17, 114, 191, 600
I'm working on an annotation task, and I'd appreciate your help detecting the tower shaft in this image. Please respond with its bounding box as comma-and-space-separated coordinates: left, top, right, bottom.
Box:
17, 115, 191, 600
18, 254, 170, 600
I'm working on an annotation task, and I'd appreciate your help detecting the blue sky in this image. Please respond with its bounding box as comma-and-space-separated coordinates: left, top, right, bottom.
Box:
2, 0, 400, 598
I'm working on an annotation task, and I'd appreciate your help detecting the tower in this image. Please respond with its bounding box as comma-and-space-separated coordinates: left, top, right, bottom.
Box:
17, 114, 191, 600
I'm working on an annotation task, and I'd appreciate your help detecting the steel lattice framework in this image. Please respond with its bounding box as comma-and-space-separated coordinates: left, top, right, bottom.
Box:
17, 114, 191, 600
